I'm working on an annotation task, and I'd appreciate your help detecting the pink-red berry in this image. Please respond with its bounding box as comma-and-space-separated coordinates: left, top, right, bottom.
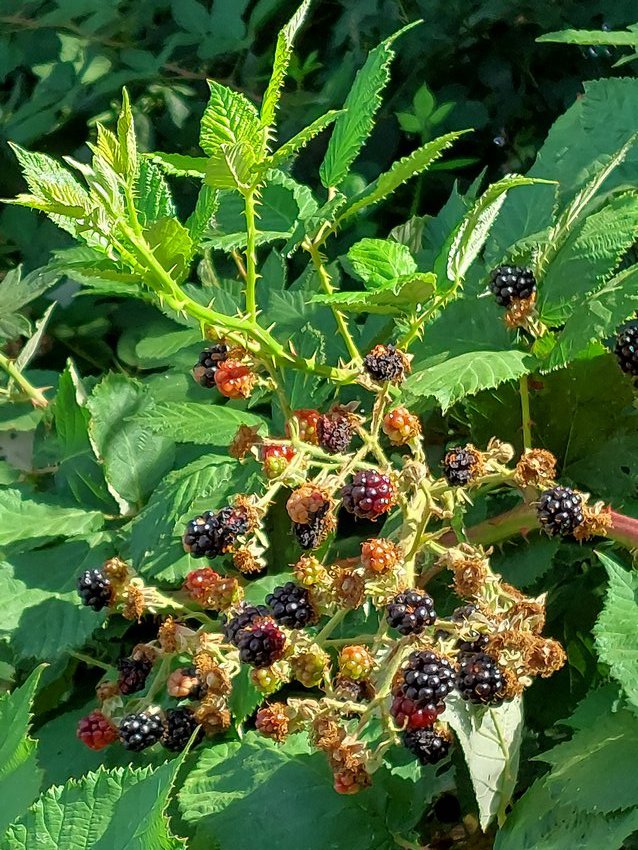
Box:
77, 710, 118, 751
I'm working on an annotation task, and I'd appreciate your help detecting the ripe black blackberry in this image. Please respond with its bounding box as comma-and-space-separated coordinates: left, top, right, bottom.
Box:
457, 652, 505, 706
266, 582, 317, 629
223, 604, 270, 646
489, 265, 536, 307
402, 727, 451, 765
236, 620, 287, 668
117, 656, 153, 695
399, 651, 456, 704
316, 412, 353, 455
183, 505, 249, 558
614, 322, 638, 376
77, 569, 112, 611
537, 486, 584, 537
442, 448, 480, 486
193, 343, 229, 388
163, 707, 202, 752
119, 711, 164, 751
363, 344, 408, 384
386, 590, 437, 635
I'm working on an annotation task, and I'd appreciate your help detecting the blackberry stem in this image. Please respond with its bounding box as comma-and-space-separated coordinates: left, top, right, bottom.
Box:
0, 350, 49, 408
519, 375, 532, 450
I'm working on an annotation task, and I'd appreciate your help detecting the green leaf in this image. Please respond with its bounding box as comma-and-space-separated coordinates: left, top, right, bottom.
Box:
228, 666, 262, 725
149, 152, 208, 177
144, 218, 194, 284
320, 23, 418, 188
199, 81, 263, 158
538, 28, 638, 47
312, 273, 435, 314
0, 666, 45, 835
405, 349, 535, 411
116, 88, 138, 183
0, 489, 103, 549
270, 111, 343, 167
0, 265, 61, 315
135, 159, 177, 226
260, 0, 313, 129
443, 693, 523, 830
204, 141, 257, 191
594, 551, 638, 709
2, 760, 187, 850
147, 402, 266, 445
186, 185, 219, 246
13, 302, 55, 374
337, 130, 466, 224
87, 373, 175, 515
347, 238, 416, 287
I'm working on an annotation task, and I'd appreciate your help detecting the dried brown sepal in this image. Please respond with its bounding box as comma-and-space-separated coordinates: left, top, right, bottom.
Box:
193, 653, 231, 696
333, 675, 376, 705
332, 567, 366, 609
158, 616, 178, 653
504, 293, 536, 329
573, 502, 612, 541
524, 636, 567, 678
333, 761, 372, 795
102, 556, 129, 589
438, 544, 490, 598
194, 695, 231, 735
96, 681, 120, 703
232, 494, 261, 532
255, 702, 290, 743
131, 643, 160, 664
506, 600, 546, 634
122, 583, 145, 621
232, 546, 263, 575
484, 437, 515, 465
514, 449, 557, 489
229, 424, 262, 460
502, 668, 525, 700
312, 714, 347, 752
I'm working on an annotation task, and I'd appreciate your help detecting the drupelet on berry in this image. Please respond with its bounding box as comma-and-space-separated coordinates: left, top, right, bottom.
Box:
341, 470, 394, 520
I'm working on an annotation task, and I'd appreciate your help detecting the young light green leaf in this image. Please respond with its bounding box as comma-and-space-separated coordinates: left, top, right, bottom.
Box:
146, 402, 266, 445
186, 185, 219, 246
594, 551, 638, 709
116, 88, 138, 182
320, 23, 420, 188
144, 218, 194, 284
443, 693, 523, 830
337, 130, 467, 224
148, 152, 208, 177
204, 141, 257, 191
260, 0, 313, 129
0, 265, 61, 315
200, 81, 263, 158
270, 110, 343, 167
135, 159, 177, 226
347, 238, 416, 287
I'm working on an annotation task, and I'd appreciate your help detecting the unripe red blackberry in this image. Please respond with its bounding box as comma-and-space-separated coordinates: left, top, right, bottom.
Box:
457, 652, 506, 706
236, 620, 287, 668
382, 406, 421, 445
398, 650, 456, 704
390, 696, 444, 729
363, 344, 409, 383
162, 707, 202, 751
537, 486, 584, 537
341, 470, 394, 520
442, 447, 482, 486
316, 410, 354, 455
361, 538, 400, 574
223, 604, 270, 646
402, 727, 451, 765
193, 343, 228, 387
339, 645, 374, 681
119, 711, 164, 751
489, 265, 536, 307
214, 359, 255, 399
256, 702, 289, 742
266, 582, 317, 629
386, 590, 436, 635
77, 710, 118, 751
77, 569, 112, 611
183, 567, 241, 611
262, 444, 296, 479
117, 656, 153, 695
615, 322, 638, 376
287, 408, 320, 445
183, 504, 250, 558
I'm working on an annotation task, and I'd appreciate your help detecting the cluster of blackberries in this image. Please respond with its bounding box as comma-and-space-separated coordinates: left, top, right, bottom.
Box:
118, 707, 200, 752
266, 582, 316, 629
363, 344, 408, 384
456, 652, 505, 706
489, 265, 536, 307
117, 656, 153, 695
183, 504, 249, 559
386, 590, 437, 635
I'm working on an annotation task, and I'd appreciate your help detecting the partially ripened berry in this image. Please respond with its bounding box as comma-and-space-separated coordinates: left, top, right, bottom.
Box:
291, 647, 329, 687
361, 538, 400, 574
382, 406, 421, 445
293, 511, 331, 550
615, 322, 638, 376
293, 554, 329, 587
183, 567, 241, 611
251, 666, 284, 695
117, 656, 153, 695
262, 444, 296, 479
214, 359, 254, 399
223, 604, 270, 646
77, 710, 118, 751
163, 707, 202, 751
256, 702, 289, 742
403, 727, 451, 765
537, 486, 584, 537
489, 265, 536, 307
363, 344, 409, 383
236, 620, 287, 668
398, 651, 456, 704
77, 569, 112, 611
267, 582, 317, 629
390, 696, 444, 729
193, 344, 228, 387
443, 447, 480, 486
339, 645, 374, 681
386, 590, 436, 635
183, 505, 250, 558
286, 485, 331, 525
119, 711, 164, 751
457, 652, 506, 706
167, 666, 207, 700
341, 470, 394, 520
287, 408, 320, 445
317, 410, 353, 455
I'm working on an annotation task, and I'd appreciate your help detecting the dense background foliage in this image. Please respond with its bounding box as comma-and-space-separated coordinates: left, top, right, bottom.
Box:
2, 2, 638, 849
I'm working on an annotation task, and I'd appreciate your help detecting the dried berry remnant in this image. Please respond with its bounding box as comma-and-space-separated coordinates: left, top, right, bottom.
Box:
615, 322, 638, 376
77, 710, 118, 751
163, 707, 202, 751
193, 343, 229, 387
286, 485, 332, 525
361, 538, 400, 574
236, 620, 287, 668
287, 408, 321, 445
402, 726, 451, 765
334, 676, 375, 705
386, 590, 436, 635
573, 502, 613, 541
267, 581, 317, 629
193, 696, 231, 735
363, 344, 410, 384
537, 486, 584, 537
442, 446, 483, 486
119, 711, 164, 751
117, 656, 153, 695
489, 265, 536, 307
167, 666, 208, 700
102, 556, 129, 588
524, 636, 567, 678
382, 406, 421, 445
341, 470, 394, 520
223, 604, 271, 646
398, 651, 456, 705
514, 448, 557, 488
214, 359, 255, 398
183, 567, 241, 611
316, 410, 354, 455
77, 569, 112, 611
228, 424, 262, 459
183, 504, 250, 559
333, 762, 372, 795
262, 444, 296, 479
333, 567, 366, 609
339, 645, 374, 681
233, 546, 265, 575
256, 703, 290, 742
457, 652, 506, 706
